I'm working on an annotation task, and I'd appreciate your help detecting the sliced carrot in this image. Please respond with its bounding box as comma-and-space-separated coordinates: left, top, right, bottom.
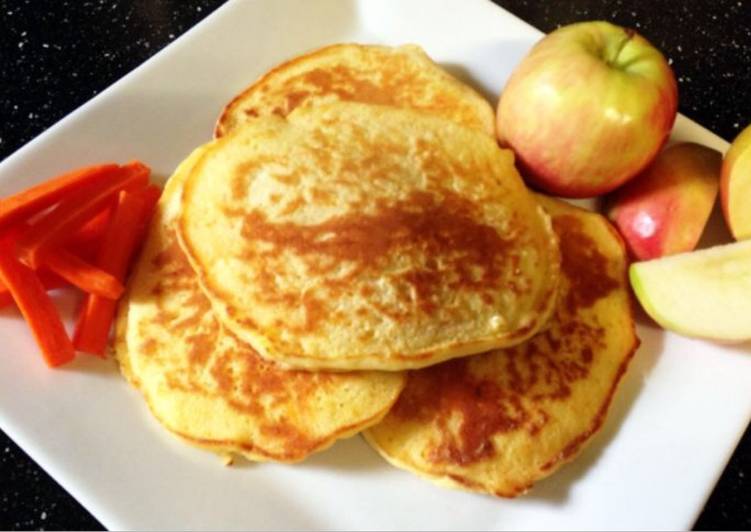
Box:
136, 185, 162, 221
68, 204, 113, 247
0, 271, 70, 309
0, 225, 70, 308
62, 203, 116, 263
73, 296, 115, 357
99, 188, 158, 279
0, 163, 119, 231
42, 249, 124, 299
132, 185, 161, 240
0, 232, 75, 367
38, 270, 69, 289
13, 206, 112, 263
74, 188, 157, 355
18, 161, 150, 269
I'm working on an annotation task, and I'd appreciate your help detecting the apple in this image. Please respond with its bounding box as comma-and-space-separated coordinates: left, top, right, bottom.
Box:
721, 123, 751, 240
630, 240, 751, 341
497, 21, 678, 198
606, 142, 720, 260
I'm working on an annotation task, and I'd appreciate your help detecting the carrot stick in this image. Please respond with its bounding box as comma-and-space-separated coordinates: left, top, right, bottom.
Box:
68, 204, 113, 248
0, 163, 119, 230
132, 185, 161, 240
0, 224, 70, 308
63, 203, 117, 263
18, 161, 150, 269
73, 296, 113, 356
0, 233, 75, 367
13, 205, 113, 263
43, 249, 124, 299
0, 271, 70, 309
73, 188, 157, 355
136, 185, 162, 221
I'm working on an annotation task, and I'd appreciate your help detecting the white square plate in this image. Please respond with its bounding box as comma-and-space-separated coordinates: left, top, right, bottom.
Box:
1, 0, 749, 530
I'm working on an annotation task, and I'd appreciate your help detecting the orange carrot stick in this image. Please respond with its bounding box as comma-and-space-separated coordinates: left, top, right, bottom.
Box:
14, 205, 113, 263
0, 271, 70, 309
0, 232, 75, 367
43, 249, 124, 299
63, 204, 116, 262
0, 224, 70, 307
132, 185, 161, 240
18, 161, 150, 269
68, 204, 113, 247
73, 188, 157, 355
136, 185, 162, 220
0, 163, 119, 230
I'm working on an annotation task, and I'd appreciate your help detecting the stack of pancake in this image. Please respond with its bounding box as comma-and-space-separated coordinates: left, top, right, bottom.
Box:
115, 44, 639, 497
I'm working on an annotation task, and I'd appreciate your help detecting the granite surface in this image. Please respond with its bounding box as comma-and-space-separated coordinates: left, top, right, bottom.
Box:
0, 0, 749, 530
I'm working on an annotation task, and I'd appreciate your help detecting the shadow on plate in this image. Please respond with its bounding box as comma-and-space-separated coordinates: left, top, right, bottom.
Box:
226, 433, 386, 473
61, 353, 120, 376
696, 200, 733, 251
438, 37, 534, 105
292, 433, 388, 473
440, 61, 500, 107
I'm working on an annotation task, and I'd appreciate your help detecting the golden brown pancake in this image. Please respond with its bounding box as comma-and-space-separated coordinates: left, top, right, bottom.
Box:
214, 43, 495, 138
115, 147, 405, 463
364, 196, 639, 496
178, 103, 560, 371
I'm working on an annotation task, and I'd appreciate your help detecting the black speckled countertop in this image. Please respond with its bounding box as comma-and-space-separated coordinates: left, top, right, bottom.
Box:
0, 1, 749, 530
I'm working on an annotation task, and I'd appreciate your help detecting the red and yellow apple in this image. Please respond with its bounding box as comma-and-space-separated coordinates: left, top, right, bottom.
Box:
721, 123, 751, 240
606, 142, 720, 260
497, 21, 678, 198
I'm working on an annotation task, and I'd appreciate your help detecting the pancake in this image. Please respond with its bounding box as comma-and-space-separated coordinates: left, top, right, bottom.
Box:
115, 146, 405, 463
214, 43, 495, 138
364, 196, 639, 497
178, 102, 560, 371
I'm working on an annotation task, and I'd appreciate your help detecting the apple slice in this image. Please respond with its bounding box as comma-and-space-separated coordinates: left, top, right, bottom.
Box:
721, 124, 751, 240
630, 240, 751, 341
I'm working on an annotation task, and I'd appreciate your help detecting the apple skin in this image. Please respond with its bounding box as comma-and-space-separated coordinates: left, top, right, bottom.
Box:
720, 123, 751, 240
497, 21, 678, 198
606, 142, 721, 260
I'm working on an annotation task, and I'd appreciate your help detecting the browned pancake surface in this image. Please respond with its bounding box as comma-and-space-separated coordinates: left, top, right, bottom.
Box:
365, 197, 639, 496
116, 147, 405, 462
215, 43, 495, 137
179, 104, 560, 370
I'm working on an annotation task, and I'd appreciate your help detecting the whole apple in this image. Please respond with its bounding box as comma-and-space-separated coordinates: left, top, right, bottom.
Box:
606, 142, 720, 260
497, 21, 678, 198
720, 123, 751, 240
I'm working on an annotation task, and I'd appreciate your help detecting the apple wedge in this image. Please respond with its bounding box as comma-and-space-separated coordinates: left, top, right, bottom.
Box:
721, 123, 751, 240
630, 240, 751, 341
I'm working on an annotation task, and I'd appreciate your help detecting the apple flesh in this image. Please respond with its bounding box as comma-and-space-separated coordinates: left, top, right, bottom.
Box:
497, 21, 678, 198
630, 240, 751, 341
721, 123, 751, 240
606, 142, 720, 260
